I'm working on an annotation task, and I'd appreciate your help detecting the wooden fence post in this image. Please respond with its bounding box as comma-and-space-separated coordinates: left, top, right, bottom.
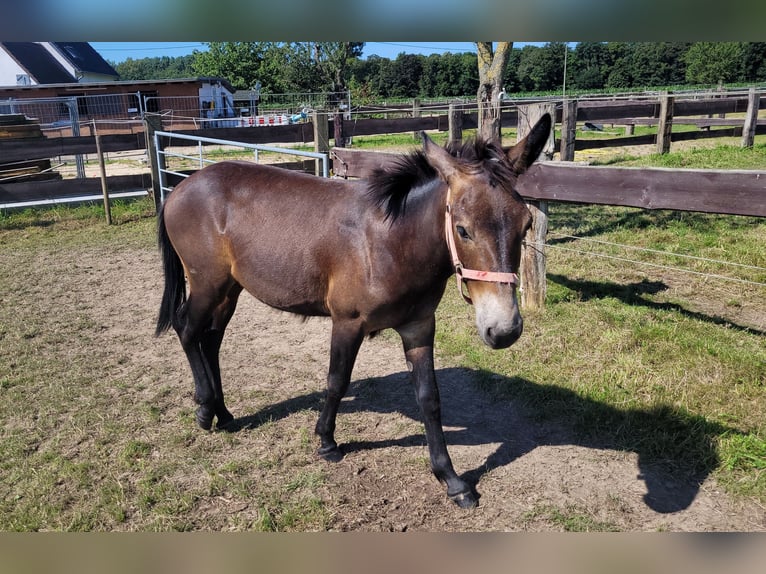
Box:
412, 98, 421, 140
333, 110, 347, 148
741, 87, 760, 148
448, 102, 463, 145
518, 102, 556, 311
559, 99, 578, 162
656, 92, 674, 155
313, 110, 330, 176
144, 113, 164, 213
94, 126, 112, 225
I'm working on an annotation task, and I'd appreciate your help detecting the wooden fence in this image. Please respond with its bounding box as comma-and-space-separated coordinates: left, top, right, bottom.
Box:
331, 148, 766, 218
1, 90, 766, 210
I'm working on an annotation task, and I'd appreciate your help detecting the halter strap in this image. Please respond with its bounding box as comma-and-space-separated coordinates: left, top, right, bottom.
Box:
444, 194, 519, 305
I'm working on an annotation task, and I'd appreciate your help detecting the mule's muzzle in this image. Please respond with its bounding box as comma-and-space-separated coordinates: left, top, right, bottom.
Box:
481, 317, 523, 349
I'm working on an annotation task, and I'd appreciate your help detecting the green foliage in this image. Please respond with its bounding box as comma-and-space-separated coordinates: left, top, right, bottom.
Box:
517, 42, 567, 92
191, 42, 271, 91
190, 42, 363, 93
111, 55, 195, 81
684, 43, 745, 85
112, 42, 766, 100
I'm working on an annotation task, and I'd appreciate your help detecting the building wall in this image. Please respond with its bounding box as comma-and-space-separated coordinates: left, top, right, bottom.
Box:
0, 80, 225, 127
0, 50, 37, 86
0, 80, 203, 101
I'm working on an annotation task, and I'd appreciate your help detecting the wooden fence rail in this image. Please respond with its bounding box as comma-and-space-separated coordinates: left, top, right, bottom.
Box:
331, 147, 766, 218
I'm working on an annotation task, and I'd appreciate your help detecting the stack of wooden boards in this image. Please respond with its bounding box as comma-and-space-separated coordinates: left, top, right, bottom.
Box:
0, 114, 61, 184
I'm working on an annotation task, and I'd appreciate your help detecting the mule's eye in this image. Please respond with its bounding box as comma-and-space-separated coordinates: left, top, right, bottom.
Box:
456, 225, 471, 240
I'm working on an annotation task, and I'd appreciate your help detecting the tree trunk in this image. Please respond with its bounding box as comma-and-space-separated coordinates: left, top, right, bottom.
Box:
476, 42, 512, 143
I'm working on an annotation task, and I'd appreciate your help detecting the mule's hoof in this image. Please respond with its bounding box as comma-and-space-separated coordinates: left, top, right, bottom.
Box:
317, 445, 344, 463
195, 407, 214, 431
215, 417, 235, 432
449, 491, 478, 509
215, 410, 235, 431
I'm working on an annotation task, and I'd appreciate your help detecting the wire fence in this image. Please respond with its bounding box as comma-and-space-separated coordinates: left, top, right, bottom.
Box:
0, 90, 353, 134
525, 232, 766, 288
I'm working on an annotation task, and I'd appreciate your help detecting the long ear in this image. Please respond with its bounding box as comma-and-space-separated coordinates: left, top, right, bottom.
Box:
506, 113, 552, 174
419, 131, 459, 182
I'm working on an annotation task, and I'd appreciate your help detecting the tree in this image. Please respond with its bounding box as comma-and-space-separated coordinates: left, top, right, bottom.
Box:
742, 42, 766, 82
629, 42, 689, 87
501, 47, 523, 93
192, 42, 269, 91
569, 42, 607, 90
112, 55, 195, 81
387, 54, 424, 98
192, 42, 364, 95
312, 42, 364, 93
420, 52, 477, 98
604, 42, 635, 89
741, 42, 766, 82
516, 43, 567, 92
476, 42, 512, 142
684, 42, 744, 85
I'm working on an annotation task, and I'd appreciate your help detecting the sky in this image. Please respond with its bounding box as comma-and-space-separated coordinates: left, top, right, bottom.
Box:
89, 42, 505, 63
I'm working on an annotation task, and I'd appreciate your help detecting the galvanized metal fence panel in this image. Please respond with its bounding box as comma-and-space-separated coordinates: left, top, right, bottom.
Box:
153, 130, 330, 202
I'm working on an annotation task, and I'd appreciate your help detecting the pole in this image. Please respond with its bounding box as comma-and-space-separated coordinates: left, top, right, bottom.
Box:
517, 102, 556, 311
94, 121, 111, 225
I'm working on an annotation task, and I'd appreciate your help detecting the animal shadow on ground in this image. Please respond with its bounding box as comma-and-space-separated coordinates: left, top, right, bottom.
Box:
547, 274, 764, 336
227, 365, 737, 514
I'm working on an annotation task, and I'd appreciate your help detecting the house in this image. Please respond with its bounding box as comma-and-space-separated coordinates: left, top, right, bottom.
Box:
0, 42, 119, 86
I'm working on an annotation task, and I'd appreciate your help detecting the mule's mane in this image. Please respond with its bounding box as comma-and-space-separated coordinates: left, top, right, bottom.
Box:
366, 138, 515, 222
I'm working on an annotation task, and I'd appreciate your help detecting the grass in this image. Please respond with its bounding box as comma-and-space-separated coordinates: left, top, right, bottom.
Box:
521, 504, 621, 532
592, 142, 766, 170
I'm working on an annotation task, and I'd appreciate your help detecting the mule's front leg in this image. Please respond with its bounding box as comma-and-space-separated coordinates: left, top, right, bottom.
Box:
315, 320, 364, 462
398, 318, 477, 509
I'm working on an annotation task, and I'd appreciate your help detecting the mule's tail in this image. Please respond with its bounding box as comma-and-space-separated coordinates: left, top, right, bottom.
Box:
155, 203, 186, 336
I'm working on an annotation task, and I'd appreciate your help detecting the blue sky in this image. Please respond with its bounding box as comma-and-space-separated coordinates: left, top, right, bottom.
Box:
90, 42, 523, 63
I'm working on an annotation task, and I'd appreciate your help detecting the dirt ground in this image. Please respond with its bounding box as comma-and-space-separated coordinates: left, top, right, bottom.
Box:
80, 242, 762, 532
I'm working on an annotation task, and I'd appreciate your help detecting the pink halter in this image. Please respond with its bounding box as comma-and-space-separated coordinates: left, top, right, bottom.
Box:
444, 193, 520, 305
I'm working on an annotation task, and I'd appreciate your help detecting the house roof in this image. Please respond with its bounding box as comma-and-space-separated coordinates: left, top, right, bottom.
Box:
50, 42, 119, 78
1, 42, 119, 86
1, 42, 76, 84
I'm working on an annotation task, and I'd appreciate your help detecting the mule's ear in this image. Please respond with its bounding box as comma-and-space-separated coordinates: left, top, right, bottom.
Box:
506, 113, 552, 174
420, 131, 459, 182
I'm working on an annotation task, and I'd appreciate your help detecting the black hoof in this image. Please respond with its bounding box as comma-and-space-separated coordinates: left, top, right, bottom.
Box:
449, 491, 478, 509
317, 445, 344, 463
195, 406, 214, 431
215, 410, 235, 431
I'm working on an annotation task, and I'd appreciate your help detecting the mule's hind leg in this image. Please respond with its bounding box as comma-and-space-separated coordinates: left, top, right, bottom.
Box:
173, 284, 236, 431
199, 285, 243, 429
315, 320, 364, 462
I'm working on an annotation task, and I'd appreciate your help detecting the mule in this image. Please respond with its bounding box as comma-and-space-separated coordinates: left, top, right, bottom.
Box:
155, 113, 551, 508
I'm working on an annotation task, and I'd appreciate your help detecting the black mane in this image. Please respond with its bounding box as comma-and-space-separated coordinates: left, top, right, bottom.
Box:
366, 137, 514, 222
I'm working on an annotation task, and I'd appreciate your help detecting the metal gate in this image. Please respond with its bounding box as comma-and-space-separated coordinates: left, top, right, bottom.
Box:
153, 130, 330, 203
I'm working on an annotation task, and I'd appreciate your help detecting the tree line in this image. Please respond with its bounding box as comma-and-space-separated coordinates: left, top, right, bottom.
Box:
110, 42, 766, 100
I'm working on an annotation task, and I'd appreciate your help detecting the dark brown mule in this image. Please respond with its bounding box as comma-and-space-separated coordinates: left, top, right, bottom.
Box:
156, 113, 552, 508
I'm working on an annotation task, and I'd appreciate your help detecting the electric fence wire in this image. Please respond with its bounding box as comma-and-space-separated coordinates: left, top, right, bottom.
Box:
524, 236, 766, 288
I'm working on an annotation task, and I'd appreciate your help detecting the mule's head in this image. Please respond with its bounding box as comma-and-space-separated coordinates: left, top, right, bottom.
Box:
423, 114, 551, 349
